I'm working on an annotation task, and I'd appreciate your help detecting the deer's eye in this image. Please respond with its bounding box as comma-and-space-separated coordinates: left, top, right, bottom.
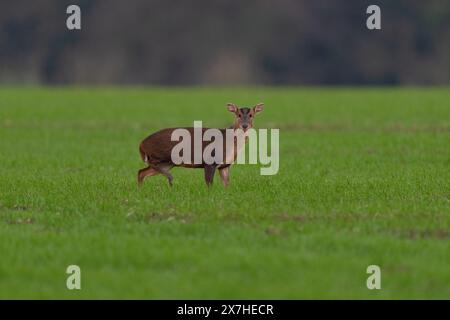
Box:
249, 114, 253, 118
238, 114, 242, 118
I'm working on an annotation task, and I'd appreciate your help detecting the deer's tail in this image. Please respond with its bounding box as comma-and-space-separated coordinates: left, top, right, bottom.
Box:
139, 143, 149, 163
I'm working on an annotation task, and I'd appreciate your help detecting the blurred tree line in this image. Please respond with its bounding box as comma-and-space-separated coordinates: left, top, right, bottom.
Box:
0, 0, 449, 85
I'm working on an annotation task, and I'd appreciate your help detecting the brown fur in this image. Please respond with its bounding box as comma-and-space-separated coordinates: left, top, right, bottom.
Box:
138, 103, 263, 187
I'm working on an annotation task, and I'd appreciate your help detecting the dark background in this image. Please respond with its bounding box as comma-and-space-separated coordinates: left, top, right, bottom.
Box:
1, 0, 449, 85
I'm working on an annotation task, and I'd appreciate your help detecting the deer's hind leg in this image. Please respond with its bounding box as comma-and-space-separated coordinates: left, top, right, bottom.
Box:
138, 166, 159, 185
153, 163, 175, 186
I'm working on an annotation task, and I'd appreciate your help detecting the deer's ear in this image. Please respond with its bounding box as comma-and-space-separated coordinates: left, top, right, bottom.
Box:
227, 103, 238, 113
253, 103, 264, 114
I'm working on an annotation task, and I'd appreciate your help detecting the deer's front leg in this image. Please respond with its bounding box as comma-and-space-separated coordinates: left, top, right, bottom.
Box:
219, 166, 230, 187
204, 165, 216, 187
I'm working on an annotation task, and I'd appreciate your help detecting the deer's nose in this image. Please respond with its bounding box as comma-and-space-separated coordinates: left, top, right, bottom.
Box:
242, 124, 248, 129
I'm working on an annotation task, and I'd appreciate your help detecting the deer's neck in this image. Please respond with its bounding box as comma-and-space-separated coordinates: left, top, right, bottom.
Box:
223, 124, 249, 164
227, 124, 249, 140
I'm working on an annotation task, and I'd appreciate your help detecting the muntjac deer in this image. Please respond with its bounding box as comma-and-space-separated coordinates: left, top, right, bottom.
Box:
138, 103, 264, 187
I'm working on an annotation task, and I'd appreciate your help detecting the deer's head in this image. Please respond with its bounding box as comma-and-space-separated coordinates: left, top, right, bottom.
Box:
227, 103, 264, 132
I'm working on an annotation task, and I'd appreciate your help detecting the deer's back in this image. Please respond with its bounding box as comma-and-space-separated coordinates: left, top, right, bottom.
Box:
140, 127, 229, 166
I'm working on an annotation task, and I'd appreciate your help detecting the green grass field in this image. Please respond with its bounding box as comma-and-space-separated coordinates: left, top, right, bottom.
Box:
0, 87, 449, 299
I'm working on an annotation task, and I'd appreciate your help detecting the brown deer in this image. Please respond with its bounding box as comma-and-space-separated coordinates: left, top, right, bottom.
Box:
138, 103, 264, 187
